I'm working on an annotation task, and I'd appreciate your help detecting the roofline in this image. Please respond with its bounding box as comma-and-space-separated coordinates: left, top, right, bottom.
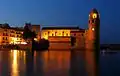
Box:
42, 26, 80, 30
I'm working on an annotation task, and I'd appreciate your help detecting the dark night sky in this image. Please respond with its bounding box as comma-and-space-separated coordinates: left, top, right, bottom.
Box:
0, 0, 119, 44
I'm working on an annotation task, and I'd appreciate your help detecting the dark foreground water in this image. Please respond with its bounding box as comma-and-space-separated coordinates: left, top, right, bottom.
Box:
0, 50, 119, 76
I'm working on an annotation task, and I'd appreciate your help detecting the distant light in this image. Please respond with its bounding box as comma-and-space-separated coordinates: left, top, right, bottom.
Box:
92, 28, 95, 31
34, 38, 38, 41
92, 13, 97, 19
21, 42, 27, 44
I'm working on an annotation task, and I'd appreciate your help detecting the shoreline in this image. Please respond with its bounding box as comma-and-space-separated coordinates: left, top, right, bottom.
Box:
100, 44, 120, 50
1, 44, 120, 51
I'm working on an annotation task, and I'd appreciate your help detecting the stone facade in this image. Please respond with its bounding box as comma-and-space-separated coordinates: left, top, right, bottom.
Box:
85, 8, 100, 50
41, 8, 100, 50
48, 36, 71, 50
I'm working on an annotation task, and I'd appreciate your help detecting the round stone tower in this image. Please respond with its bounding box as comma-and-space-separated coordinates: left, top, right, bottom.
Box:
87, 8, 100, 50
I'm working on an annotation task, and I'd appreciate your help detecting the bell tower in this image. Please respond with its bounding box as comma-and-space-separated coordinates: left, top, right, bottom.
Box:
88, 8, 100, 50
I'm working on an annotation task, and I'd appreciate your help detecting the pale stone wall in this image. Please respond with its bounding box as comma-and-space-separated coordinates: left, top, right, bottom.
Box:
41, 29, 71, 39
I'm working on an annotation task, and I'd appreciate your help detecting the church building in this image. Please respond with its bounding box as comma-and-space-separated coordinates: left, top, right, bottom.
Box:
41, 8, 100, 50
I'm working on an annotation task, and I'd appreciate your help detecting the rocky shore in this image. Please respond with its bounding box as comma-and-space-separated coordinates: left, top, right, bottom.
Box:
100, 44, 120, 50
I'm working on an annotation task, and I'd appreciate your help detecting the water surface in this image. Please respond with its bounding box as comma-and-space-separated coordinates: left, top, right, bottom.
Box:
0, 50, 119, 76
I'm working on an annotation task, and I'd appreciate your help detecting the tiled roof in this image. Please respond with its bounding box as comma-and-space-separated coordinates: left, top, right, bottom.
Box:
10, 27, 24, 31
70, 30, 85, 33
42, 26, 80, 30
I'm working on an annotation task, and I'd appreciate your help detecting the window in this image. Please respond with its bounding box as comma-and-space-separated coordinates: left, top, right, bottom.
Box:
55, 32, 57, 35
48, 31, 50, 36
17, 35, 19, 37
66, 33, 68, 36
6, 37, 7, 40
92, 20, 94, 23
3, 37, 4, 40
62, 31, 64, 36
44, 33, 47, 35
52, 34, 54, 36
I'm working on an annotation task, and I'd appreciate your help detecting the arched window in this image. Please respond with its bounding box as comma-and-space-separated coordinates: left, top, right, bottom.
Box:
48, 31, 50, 36
52, 34, 54, 36
66, 33, 68, 36
62, 31, 64, 36
55, 31, 57, 36
92, 20, 94, 23
44, 33, 46, 35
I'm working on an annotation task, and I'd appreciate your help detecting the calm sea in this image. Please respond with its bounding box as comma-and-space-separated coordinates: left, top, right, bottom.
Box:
0, 50, 119, 76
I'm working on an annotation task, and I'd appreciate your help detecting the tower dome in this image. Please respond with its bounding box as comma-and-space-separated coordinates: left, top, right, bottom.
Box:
91, 8, 99, 13
89, 8, 100, 19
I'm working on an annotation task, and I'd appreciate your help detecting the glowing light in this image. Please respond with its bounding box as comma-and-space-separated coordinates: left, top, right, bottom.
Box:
92, 13, 97, 19
21, 42, 27, 44
89, 14, 90, 17
43, 35, 48, 40
92, 28, 95, 31
10, 37, 27, 44
13, 38, 17, 41
34, 38, 38, 41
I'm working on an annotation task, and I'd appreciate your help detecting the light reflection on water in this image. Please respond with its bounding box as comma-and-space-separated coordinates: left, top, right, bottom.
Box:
0, 49, 118, 76
11, 50, 19, 76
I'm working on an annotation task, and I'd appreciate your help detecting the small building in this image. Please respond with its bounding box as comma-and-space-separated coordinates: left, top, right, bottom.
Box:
0, 24, 26, 45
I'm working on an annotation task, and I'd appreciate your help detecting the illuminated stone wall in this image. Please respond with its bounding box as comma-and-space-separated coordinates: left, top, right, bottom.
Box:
0, 27, 25, 45
41, 29, 71, 40
0, 28, 4, 45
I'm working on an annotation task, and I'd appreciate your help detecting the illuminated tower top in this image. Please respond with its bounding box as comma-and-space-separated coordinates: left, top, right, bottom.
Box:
88, 8, 100, 31
89, 8, 100, 20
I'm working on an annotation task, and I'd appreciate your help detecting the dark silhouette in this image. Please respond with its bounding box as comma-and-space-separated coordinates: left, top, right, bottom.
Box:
33, 39, 50, 51
26, 50, 34, 76
23, 23, 36, 41
23, 23, 49, 51
22, 23, 36, 52
70, 36, 76, 46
